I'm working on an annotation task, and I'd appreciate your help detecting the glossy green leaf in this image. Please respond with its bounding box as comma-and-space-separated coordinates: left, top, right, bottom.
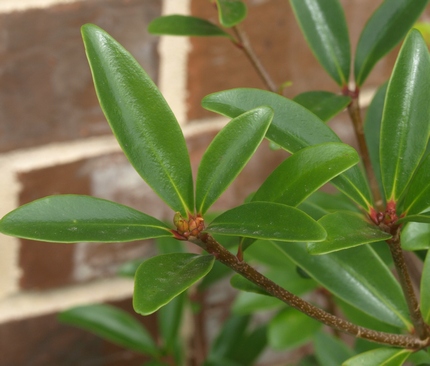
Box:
401, 222, 430, 251
342, 348, 412, 366
398, 211, 430, 224
206, 202, 326, 242
380, 30, 430, 201
252, 142, 359, 207
314, 331, 355, 366
364, 82, 387, 197
133, 253, 214, 315
0, 195, 172, 243
216, 0, 247, 27
202, 88, 372, 210
233, 291, 283, 315
403, 153, 430, 215
307, 212, 391, 255
198, 260, 232, 291
268, 307, 321, 350
420, 251, 430, 323
196, 106, 273, 214
148, 15, 231, 38
81, 24, 193, 215
293, 91, 351, 121
58, 304, 159, 356
354, 0, 428, 86
290, 0, 350, 85
275, 242, 411, 328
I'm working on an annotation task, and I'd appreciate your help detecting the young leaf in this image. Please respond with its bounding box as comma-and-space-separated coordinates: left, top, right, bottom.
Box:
148, 15, 232, 38
275, 242, 411, 328
307, 212, 391, 255
202, 88, 372, 210
196, 106, 273, 214
421, 251, 430, 323
216, 0, 247, 27
290, 0, 350, 86
206, 202, 326, 242
81, 24, 194, 216
342, 348, 412, 366
133, 253, 214, 315
268, 308, 321, 350
363, 82, 387, 198
0, 195, 172, 243
402, 153, 430, 216
401, 222, 430, 251
380, 30, 430, 202
314, 331, 355, 366
58, 304, 159, 356
354, 0, 428, 86
293, 91, 351, 122
252, 142, 359, 207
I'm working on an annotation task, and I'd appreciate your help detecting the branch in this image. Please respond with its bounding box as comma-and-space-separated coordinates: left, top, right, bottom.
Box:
193, 233, 429, 350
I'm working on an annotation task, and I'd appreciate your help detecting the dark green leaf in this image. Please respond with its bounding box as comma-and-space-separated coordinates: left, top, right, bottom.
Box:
58, 304, 159, 356
343, 348, 412, 366
421, 251, 430, 323
275, 242, 411, 328
252, 142, 359, 207
363, 81, 387, 198
148, 15, 231, 38
206, 202, 326, 242
133, 253, 214, 315
268, 308, 321, 350
158, 292, 185, 355
198, 260, 232, 291
307, 212, 391, 255
196, 106, 273, 214
0, 195, 172, 243
293, 91, 351, 121
202, 88, 372, 210
216, 0, 247, 27
230, 275, 269, 296
118, 258, 143, 278
398, 212, 430, 224
314, 331, 354, 366
379, 29, 430, 201
233, 292, 283, 315
290, 0, 350, 85
81, 24, 193, 215
354, 0, 428, 86
229, 325, 267, 366
401, 222, 430, 251
403, 153, 430, 216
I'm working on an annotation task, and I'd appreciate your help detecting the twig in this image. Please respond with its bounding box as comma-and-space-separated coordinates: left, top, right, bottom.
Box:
193, 233, 429, 349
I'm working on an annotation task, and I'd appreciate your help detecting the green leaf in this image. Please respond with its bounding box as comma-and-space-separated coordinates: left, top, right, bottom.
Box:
398, 211, 430, 224
307, 212, 391, 255
233, 291, 283, 315
158, 292, 185, 355
133, 253, 215, 315
206, 202, 326, 242
380, 29, 430, 201
364, 82, 387, 198
230, 275, 269, 296
216, 0, 247, 27
420, 251, 430, 323
401, 222, 430, 251
148, 15, 231, 38
275, 242, 411, 328
403, 153, 430, 215
342, 348, 412, 366
202, 88, 372, 210
58, 304, 159, 356
0, 195, 172, 243
354, 0, 428, 86
293, 91, 351, 121
290, 0, 350, 86
268, 308, 321, 350
314, 331, 355, 366
229, 325, 267, 366
196, 106, 273, 214
252, 142, 359, 207
81, 24, 193, 216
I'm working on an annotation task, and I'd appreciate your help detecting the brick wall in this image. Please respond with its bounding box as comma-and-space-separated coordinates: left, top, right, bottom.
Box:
0, 0, 427, 365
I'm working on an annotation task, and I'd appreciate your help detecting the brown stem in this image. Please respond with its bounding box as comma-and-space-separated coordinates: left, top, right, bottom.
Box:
346, 92, 383, 211
231, 25, 278, 93
193, 233, 429, 349
387, 228, 429, 340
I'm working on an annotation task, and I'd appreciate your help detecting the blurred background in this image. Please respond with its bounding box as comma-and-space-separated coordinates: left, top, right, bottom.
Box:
0, 0, 427, 364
